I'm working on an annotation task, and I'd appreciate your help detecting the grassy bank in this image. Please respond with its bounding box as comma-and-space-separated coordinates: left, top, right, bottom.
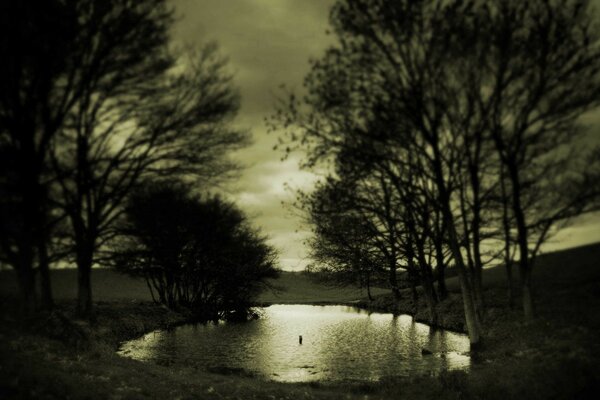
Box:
1, 243, 600, 399
358, 242, 600, 333
0, 269, 388, 304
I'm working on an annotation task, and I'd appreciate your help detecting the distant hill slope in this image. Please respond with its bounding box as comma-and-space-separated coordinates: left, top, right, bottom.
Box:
0, 268, 388, 304
443, 242, 600, 293
1, 242, 599, 304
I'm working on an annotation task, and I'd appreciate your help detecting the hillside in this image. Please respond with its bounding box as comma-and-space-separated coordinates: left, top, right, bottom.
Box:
0, 268, 388, 304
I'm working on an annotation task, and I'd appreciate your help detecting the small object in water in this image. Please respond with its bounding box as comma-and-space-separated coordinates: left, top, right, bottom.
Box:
299, 335, 303, 345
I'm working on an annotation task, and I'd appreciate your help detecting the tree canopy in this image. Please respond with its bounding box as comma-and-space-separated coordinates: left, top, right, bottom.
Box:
114, 182, 279, 321
272, 0, 600, 346
0, 0, 249, 317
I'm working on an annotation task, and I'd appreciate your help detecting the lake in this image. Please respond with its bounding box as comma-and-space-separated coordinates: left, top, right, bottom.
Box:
118, 305, 470, 382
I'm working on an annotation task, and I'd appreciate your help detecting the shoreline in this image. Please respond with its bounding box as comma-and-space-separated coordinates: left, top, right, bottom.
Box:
2, 243, 600, 399
255, 298, 468, 334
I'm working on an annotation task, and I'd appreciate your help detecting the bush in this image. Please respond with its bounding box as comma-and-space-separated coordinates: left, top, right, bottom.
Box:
112, 181, 279, 320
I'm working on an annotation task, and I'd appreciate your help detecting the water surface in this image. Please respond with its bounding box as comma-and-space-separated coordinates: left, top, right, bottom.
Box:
119, 305, 470, 382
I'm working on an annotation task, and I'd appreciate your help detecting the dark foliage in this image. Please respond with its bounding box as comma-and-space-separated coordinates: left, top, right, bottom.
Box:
0, 0, 248, 318
113, 182, 279, 321
271, 0, 600, 344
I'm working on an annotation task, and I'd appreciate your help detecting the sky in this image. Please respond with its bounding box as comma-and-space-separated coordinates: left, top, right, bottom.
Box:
171, 0, 600, 271
171, 0, 336, 271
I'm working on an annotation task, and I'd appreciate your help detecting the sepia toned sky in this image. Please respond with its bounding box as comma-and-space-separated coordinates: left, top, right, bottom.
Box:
171, 0, 600, 271
171, 0, 335, 271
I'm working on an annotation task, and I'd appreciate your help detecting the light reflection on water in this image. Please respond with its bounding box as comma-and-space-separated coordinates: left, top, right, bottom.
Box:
118, 305, 470, 382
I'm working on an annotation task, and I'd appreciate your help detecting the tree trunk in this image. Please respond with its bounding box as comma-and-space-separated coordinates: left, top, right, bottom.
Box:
388, 259, 401, 301
38, 237, 53, 310
500, 167, 515, 308
434, 211, 448, 301
506, 261, 514, 308
436, 268, 447, 299
471, 221, 484, 317
521, 265, 534, 319
16, 261, 37, 316
448, 222, 482, 348
405, 239, 419, 311
434, 239, 448, 300
417, 250, 439, 326
469, 160, 485, 316
76, 250, 94, 319
15, 164, 40, 315
508, 163, 535, 320
472, 262, 484, 319
431, 144, 482, 347
146, 277, 158, 303
409, 270, 419, 303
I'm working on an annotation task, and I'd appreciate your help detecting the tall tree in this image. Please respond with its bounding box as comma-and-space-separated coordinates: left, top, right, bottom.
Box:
271, 0, 489, 345
0, 0, 86, 313
42, 0, 174, 317
480, 0, 600, 319
0, 0, 247, 318
52, 43, 247, 318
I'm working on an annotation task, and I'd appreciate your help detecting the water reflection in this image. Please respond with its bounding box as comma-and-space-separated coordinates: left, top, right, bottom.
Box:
118, 305, 470, 382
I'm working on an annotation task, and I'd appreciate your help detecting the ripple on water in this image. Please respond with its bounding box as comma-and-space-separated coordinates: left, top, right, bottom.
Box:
118, 305, 470, 382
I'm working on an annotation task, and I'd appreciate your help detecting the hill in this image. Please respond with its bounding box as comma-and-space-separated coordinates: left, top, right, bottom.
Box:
0, 268, 388, 304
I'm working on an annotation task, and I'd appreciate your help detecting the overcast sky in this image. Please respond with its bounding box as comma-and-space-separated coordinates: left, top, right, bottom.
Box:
171, 0, 335, 271
171, 0, 600, 271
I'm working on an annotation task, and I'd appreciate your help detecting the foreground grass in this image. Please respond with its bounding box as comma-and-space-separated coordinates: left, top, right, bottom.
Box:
1, 243, 600, 399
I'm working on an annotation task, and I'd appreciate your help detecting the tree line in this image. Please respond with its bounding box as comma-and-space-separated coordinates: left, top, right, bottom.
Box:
0, 0, 276, 319
271, 0, 600, 347
113, 182, 278, 321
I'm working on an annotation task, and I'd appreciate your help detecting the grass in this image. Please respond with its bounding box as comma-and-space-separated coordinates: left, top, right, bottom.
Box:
259, 271, 388, 304
1, 243, 600, 399
0, 269, 388, 304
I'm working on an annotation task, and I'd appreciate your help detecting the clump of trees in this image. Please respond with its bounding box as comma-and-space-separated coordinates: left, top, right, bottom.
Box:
113, 182, 279, 321
272, 0, 600, 347
0, 0, 249, 318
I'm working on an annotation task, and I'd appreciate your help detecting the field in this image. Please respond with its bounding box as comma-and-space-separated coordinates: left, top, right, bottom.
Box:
0, 269, 389, 304
1, 243, 600, 399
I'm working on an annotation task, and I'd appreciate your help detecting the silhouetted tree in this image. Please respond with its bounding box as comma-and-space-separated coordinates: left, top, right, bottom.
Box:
474, 0, 600, 319
304, 180, 387, 301
42, 0, 174, 318
272, 0, 488, 345
113, 182, 279, 321
272, 0, 600, 346
51, 42, 247, 318
0, 0, 89, 313
0, 0, 247, 318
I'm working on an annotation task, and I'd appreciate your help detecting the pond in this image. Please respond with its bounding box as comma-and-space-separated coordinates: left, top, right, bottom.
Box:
118, 305, 470, 382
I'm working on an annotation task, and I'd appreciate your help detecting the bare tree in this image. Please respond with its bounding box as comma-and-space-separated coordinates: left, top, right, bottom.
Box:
0, 0, 249, 318
0, 0, 118, 313
271, 0, 486, 345
475, 0, 600, 319
51, 44, 247, 318
304, 177, 397, 302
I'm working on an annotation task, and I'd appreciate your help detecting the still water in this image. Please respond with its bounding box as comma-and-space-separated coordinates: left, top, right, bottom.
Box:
118, 305, 470, 382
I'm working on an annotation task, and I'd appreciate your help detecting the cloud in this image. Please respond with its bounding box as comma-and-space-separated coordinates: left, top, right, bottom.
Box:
170, 0, 334, 270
